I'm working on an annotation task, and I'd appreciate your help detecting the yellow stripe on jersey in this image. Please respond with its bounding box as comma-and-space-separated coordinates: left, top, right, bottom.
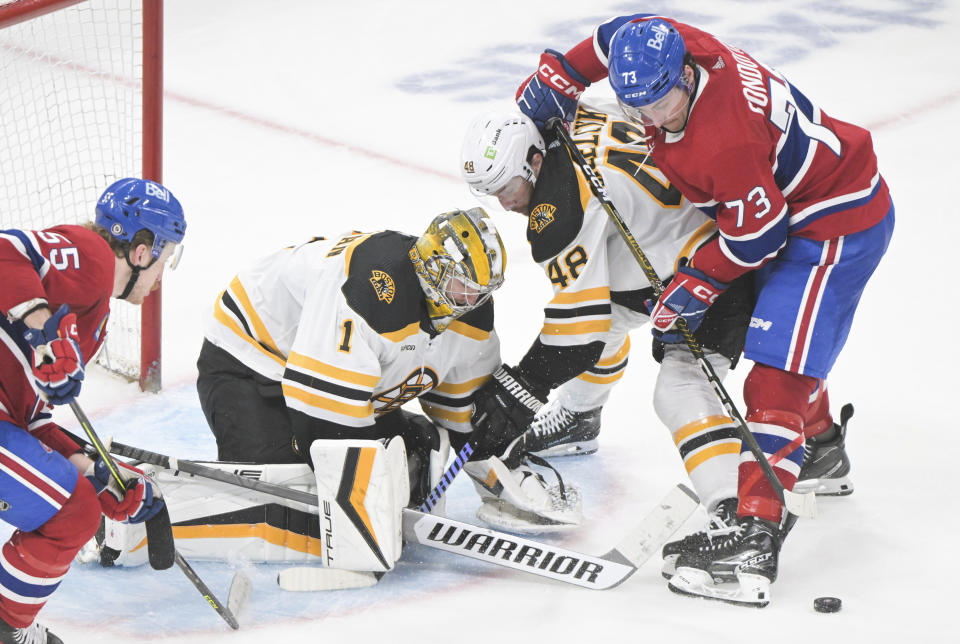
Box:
573, 157, 592, 213
595, 336, 631, 367
287, 351, 380, 387
542, 319, 612, 336
676, 220, 717, 273
550, 286, 610, 305
282, 383, 374, 419
420, 402, 472, 424
213, 295, 286, 367
342, 233, 373, 275
381, 322, 421, 343
672, 415, 734, 445
349, 448, 378, 545
434, 375, 489, 395
446, 319, 490, 341
577, 370, 625, 385
229, 276, 281, 355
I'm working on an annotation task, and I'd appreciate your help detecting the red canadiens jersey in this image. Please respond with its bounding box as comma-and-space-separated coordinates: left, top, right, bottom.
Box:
0, 225, 115, 455
571, 16, 891, 283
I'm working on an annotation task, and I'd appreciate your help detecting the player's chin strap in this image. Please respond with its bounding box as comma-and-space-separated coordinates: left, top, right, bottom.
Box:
117, 251, 159, 300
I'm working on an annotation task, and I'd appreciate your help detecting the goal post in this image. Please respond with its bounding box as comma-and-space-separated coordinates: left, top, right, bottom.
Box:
0, 0, 166, 392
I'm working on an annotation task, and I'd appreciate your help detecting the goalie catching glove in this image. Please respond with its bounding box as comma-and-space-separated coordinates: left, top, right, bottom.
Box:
85, 458, 164, 524
470, 364, 548, 461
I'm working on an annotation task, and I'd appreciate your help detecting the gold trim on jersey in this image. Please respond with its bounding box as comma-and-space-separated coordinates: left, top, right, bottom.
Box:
675, 220, 717, 273
213, 292, 286, 367
446, 319, 490, 341
229, 276, 281, 355
282, 383, 375, 419
541, 318, 612, 336
419, 402, 472, 424
577, 370, 625, 385
595, 336, 631, 367
381, 321, 421, 343
550, 286, 610, 305
433, 375, 489, 395
287, 351, 380, 387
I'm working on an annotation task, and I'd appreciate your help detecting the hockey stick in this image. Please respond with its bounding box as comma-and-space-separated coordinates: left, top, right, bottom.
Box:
69, 401, 176, 570
62, 418, 241, 629
419, 441, 473, 513
549, 118, 816, 519
96, 439, 699, 589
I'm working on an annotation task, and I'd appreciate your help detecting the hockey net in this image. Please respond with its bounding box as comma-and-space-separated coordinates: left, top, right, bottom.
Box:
0, 0, 165, 390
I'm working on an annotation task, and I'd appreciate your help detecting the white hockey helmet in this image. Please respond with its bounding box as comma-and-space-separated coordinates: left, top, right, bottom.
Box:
460, 111, 545, 196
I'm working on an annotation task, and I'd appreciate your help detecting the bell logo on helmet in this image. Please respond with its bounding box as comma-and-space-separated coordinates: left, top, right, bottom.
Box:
144, 181, 170, 201
647, 21, 669, 51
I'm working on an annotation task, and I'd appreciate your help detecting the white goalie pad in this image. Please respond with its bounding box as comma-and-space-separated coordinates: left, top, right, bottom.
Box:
464, 456, 583, 534
310, 437, 408, 572
91, 461, 322, 567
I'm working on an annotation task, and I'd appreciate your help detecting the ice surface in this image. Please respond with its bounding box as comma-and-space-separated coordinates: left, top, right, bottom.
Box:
10, 0, 958, 641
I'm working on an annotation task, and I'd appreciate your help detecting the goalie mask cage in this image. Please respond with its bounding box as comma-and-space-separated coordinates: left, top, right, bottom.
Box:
0, 0, 165, 391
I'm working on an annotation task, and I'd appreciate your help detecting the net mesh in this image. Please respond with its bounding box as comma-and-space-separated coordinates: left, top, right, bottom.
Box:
0, 0, 146, 379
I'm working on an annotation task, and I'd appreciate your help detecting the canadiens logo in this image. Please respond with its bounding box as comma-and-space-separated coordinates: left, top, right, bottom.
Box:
529, 203, 556, 233
369, 270, 396, 303
374, 367, 439, 415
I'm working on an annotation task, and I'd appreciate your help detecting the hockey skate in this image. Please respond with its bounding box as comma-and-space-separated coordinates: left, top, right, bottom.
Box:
524, 403, 601, 457
794, 403, 854, 497
0, 617, 62, 644
660, 497, 739, 579
667, 516, 780, 608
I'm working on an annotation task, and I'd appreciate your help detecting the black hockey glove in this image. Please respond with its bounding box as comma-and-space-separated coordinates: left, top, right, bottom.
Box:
469, 364, 548, 461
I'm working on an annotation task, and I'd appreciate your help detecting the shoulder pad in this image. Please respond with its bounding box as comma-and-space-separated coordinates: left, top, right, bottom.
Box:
449, 298, 494, 334
526, 147, 587, 263
341, 231, 424, 336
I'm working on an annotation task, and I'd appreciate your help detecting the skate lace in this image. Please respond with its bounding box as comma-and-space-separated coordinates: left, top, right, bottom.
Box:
523, 453, 570, 500
531, 405, 575, 438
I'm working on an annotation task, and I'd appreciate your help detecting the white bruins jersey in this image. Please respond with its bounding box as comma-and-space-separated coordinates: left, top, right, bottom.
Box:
527, 103, 715, 350
203, 231, 501, 435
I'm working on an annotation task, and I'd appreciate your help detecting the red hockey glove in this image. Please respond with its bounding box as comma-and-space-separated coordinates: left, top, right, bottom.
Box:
516, 49, 590, 129
86, 458, 164, 524
647, 266, 728, 342
23, 304, 85, 405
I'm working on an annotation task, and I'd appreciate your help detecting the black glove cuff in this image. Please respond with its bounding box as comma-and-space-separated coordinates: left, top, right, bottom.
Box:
491, 365, 546, 415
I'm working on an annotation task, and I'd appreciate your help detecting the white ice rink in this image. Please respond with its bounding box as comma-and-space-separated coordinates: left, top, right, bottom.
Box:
9, 0, 960, 641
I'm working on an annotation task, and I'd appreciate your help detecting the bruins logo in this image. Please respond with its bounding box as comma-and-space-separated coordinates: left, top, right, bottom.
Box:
373, 367, 439, 415
529, 203, 556, 233
369, 270, 395, 303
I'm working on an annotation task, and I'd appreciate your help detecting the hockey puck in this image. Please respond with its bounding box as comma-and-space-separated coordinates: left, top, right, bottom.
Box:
813, 597, 842, 613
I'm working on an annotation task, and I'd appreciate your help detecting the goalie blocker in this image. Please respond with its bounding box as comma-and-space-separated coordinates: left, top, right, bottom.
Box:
94, 433, 450, 570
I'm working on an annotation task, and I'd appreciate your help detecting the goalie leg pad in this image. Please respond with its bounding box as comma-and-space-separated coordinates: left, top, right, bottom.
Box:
310, 437, 408, 572
464, 455, 583, 534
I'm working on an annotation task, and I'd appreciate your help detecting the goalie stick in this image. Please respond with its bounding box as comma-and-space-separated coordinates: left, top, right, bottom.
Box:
95, 439, 699, 589
548, 118, 816, 520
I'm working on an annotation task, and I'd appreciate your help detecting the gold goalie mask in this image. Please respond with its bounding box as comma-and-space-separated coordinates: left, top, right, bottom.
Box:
410, 208, 506, 332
